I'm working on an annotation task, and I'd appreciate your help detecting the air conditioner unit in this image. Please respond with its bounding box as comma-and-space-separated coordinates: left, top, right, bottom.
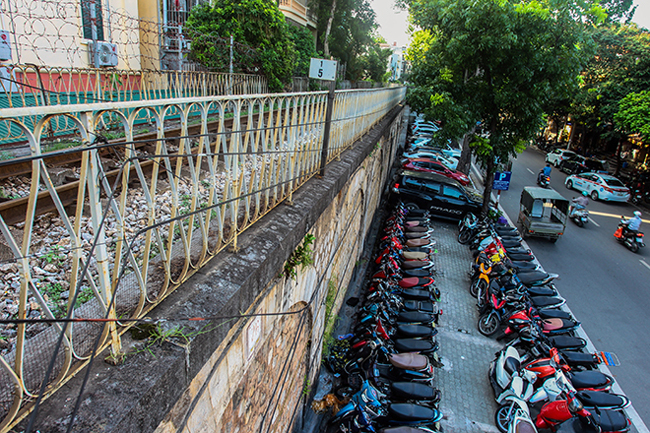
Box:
93, 41, 118, 67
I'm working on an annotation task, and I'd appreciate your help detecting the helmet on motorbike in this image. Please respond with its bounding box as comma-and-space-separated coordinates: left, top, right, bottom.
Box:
582, 191, 588, 196
634, 211, 642, 217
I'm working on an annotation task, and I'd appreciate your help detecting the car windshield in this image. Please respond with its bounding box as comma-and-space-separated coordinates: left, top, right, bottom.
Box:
584, 160, 605, 170
603, 177, 625, 187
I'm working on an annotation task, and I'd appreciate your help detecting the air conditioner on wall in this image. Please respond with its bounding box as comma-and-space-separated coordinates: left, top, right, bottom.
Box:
93, 41, 118, 67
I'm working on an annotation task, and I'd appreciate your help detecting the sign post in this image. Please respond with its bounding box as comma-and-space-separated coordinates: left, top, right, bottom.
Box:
492, 171, 512, 205
309, 58, 338, 176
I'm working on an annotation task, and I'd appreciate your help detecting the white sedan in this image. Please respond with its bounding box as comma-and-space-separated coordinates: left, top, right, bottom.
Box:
565, 172, 630, 202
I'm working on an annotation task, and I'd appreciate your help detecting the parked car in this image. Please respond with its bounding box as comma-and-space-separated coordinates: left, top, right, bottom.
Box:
545, 149, 577, 167
401, 150, 459, 170
583, 158, 608, 174
558, 155, 587, 174
407, 141, 462, 160
565, 172, 630, 202
391, 170, 482, 220
402, 158, 470, 186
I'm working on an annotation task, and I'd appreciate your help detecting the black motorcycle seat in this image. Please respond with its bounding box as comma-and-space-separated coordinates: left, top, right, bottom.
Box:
526, 286, 557, 297
397, 311, 435, 324
403, 300, 436, 313
517, 270, 550, 283
569, 371, 611, 389
538, 308, 572, 320
380, 428, 432, 433
501, 239, 523, 248
402, 269, 433, 278
391, 382, 441, 401
495, 226, 518, 235
510, 260, 538, 271
393, 338, 438, 353
561, 351, 597, 366
404, 232, 430, 239
577, 390, 627, 408
505, 246, 529, 255
397, 325, 437, 338
397, 288, 431, 301
388, 403, 437, 421
508, 252, 535, 261
549, 335, 587, 350
590, 409, 629, 432
530, 296, 563, 307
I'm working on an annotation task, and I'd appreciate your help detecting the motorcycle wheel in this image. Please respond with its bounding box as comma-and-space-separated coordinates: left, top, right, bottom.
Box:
458, 229, 473, 244
495, 404, 514, 433
576, 219, 583, 227
478, 312, 499, 336
629, 242, 639, 253
469, 278, 486, 298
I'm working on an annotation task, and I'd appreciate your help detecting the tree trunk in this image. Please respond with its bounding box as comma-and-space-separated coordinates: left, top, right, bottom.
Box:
615, 137, 623, 177
323, 0, 337, 58
457, 126, 476, 175
481, 155, 495, 217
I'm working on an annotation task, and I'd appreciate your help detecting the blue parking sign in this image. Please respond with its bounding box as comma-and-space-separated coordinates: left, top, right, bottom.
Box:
493, 171, 511, 191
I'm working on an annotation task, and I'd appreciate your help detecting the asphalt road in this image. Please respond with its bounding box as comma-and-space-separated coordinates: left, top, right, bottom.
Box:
492, 146, 650, 427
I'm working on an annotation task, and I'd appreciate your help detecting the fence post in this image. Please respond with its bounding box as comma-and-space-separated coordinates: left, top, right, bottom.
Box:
319, 82, 336, 176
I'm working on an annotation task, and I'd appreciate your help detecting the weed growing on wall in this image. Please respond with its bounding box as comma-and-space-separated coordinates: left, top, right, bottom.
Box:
283, 234, 315, 279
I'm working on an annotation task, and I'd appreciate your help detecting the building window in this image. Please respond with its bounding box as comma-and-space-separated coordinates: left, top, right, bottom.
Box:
81, 0, 105, 41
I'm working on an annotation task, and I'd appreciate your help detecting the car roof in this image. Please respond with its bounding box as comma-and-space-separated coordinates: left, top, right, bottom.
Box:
398, 169, 463, 187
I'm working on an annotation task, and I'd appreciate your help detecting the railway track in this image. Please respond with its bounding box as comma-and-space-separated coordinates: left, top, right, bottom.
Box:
0, 112, 277, 225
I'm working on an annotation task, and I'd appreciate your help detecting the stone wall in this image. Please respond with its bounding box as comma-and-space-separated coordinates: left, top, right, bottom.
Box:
22, 104, 405, 433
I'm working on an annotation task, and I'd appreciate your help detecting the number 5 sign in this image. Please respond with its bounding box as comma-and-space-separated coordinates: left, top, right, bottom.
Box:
309, 58, 337, 81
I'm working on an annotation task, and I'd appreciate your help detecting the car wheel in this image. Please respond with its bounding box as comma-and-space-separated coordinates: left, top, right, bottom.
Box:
478, 312, 499, 336
590, 190, 599, 201
566, 180, 573, 190
550, 237, 559, 243
554, 160, 560, 167
405, 202, 420, 211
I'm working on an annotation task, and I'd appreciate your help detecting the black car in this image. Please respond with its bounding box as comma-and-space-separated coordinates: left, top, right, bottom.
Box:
391, 170, 482, 220
558, 155, 586, 174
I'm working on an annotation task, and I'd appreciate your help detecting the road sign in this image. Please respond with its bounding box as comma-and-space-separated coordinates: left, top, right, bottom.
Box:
309, 58, 337, 81
493, 171, 512, 191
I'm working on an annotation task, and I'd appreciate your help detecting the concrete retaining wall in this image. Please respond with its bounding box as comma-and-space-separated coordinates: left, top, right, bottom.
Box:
23, 104, 406, 433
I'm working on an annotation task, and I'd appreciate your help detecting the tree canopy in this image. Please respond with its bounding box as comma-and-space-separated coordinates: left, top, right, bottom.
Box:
615, 91, 650, 142
186, 0, 296, 91
404, 0, 604, 212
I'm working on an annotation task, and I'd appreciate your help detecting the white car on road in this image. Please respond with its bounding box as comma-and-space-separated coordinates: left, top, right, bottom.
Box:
565, 172, 630, 202
545, 149, 577, 167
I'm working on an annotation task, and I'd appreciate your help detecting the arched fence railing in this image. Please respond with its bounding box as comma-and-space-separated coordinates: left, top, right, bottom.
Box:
0, 86, 405, 431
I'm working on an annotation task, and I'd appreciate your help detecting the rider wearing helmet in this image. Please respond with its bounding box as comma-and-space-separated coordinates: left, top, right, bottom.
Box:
570, 190, 589, 217
622, 211, 643, 236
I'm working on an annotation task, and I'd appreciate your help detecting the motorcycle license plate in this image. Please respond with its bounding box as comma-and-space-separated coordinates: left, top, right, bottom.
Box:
637, 237, 644, 243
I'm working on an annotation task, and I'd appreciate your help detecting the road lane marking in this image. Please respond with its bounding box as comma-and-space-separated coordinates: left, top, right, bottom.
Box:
588, 210, 650, 224
588, 217, 600, 227
527, 168, 534, 175
641, 260, 650, 271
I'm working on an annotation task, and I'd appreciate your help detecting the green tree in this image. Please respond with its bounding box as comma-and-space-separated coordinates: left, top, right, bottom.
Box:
569, 24, 650, 171
288, 26, 318, 77
186, 0, 296, 91
309, 0, 378, 81
361, 36, 392, 82
404, 0, 603, 213
615, 91, 650, 142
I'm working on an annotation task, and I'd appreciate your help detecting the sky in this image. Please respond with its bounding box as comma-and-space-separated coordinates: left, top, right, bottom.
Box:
370, 0, 650, 49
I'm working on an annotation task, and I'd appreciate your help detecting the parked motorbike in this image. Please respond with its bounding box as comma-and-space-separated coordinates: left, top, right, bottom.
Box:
613, 218, 645, 253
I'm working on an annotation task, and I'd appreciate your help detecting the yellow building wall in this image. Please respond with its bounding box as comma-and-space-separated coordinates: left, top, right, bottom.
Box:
0, 0, 143, 70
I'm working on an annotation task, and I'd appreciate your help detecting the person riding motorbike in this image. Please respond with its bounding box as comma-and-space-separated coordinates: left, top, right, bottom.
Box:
538, 163, 552, 184
569, 191, 589, 217
621, 211, 643, 236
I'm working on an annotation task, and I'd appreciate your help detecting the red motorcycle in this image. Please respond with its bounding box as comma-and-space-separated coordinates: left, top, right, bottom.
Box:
536, 390, 630, 432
